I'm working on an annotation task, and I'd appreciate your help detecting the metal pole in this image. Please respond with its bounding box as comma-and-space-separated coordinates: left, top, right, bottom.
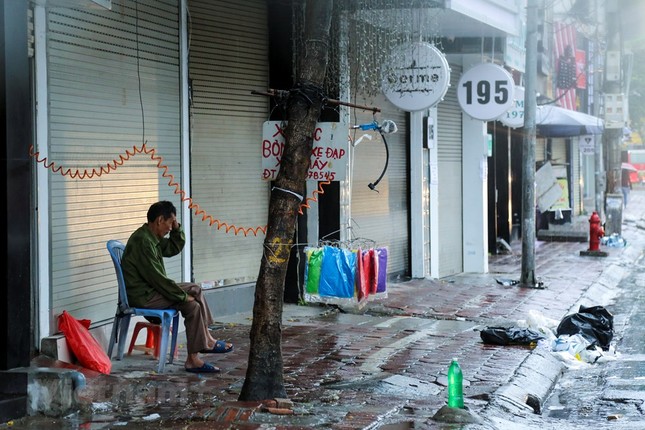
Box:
520, 0, 538, 288
603, 0, 624, 235
594, 1, 605, 219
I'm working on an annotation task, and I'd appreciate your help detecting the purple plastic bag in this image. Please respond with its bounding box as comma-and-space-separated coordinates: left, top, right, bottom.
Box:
376, 247, 387, 293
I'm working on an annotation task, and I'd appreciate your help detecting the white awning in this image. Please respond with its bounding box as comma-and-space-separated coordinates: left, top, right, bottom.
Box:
536, 105, 604, 137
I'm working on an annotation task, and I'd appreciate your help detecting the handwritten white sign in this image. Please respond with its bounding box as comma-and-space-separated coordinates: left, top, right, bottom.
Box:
261, 121, 348, 181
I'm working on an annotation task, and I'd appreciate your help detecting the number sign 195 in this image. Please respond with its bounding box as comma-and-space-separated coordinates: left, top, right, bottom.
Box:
457, 63, 515, 121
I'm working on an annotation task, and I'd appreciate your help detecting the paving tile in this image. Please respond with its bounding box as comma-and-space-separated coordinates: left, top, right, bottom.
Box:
19, 191, 645, 429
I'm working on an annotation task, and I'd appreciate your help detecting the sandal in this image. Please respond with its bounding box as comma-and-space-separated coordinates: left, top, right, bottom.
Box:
185, 362, 220, 373
200, 339, 234, 354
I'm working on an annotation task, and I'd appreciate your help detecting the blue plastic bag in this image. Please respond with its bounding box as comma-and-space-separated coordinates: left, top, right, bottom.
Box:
318, 246, 357, 298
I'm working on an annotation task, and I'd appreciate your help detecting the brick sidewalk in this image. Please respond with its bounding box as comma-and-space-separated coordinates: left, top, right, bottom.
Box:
17, 189, 645, 429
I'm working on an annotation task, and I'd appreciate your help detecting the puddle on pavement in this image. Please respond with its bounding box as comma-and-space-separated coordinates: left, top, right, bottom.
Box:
378, 423, 415, 429
312, 310, 477, 335
376, 374, 442, 398
323, 373, 441, 400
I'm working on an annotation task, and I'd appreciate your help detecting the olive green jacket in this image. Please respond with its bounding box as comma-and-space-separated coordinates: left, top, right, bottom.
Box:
121, 223, 188, 307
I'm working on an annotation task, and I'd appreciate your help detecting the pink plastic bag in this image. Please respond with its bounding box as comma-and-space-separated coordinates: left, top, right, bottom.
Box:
58, 310, 112, 374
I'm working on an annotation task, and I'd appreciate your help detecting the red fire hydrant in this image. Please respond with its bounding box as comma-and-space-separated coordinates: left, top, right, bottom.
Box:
588, 211, 604, 251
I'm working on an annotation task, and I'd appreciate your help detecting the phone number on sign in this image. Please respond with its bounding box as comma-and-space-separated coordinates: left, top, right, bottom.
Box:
262, 169, 336, 181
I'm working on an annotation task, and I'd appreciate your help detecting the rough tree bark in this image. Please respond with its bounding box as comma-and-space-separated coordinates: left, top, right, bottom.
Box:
239, 0, 333, 401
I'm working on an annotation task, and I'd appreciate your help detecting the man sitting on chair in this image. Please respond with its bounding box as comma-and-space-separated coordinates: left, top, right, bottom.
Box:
121, 200, 233, 373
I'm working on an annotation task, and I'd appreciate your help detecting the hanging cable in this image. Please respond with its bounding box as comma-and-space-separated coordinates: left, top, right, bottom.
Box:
298, 179, 331, 215
134, 0, 145, 145
29, 142, 332, 236
361, 119, 397, 192
368, 130, 389, 192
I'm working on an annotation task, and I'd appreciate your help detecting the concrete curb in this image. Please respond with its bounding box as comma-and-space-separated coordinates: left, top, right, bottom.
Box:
488, 348, 564, 416
485, 259, 632, 422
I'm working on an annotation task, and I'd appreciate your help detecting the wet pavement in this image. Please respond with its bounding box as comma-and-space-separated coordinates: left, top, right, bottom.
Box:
4, 190, 645, 429
542, 225, 645, 429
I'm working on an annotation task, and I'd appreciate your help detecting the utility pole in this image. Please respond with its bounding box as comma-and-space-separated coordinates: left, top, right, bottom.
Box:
520, 0, 538, 288
603, 0, 624, 235
593, 1, 605, 221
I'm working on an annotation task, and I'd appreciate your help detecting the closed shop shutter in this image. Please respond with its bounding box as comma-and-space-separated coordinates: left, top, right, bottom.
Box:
46, 0, 181, 327
188, 0, 269, 286
437, 64, 463, 278
551, 138, 567, 165
551, 138, 570, 208
536, 138, 546, 163
350, 94, 409, 277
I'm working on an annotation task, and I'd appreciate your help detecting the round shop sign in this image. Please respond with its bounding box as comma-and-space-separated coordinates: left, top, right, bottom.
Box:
381, 42, 451, 112
498, 86, 525, 128
457, 63, 515, 121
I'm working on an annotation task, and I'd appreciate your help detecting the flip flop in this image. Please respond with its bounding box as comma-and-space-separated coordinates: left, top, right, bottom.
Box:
200, 339, 234, 354
185, 362, 220, 374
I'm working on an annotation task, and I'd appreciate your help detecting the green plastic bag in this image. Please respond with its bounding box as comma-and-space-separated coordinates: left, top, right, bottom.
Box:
305, 248, 324, 294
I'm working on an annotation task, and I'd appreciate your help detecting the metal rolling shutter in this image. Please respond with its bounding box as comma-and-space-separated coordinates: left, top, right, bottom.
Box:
350, 94, 409, 277
536, 138, 546, 163
188, 0, 269, 286
437, 64, 463, 277
551, 138, 568, 165
47, 0, 181, 326
551, 138, 570, 209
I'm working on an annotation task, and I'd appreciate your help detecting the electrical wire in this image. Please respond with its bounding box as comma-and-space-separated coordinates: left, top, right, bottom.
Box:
28, 142, 268, 235
29, 1, 330, 237
29, 142, 331, 236
368, 129, 389, 192
135, 0, 145, 145
298, 179, 330, 215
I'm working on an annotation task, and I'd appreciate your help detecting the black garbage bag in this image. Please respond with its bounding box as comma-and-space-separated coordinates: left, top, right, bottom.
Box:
556, 305, 613, 350
480, 326, 545, 346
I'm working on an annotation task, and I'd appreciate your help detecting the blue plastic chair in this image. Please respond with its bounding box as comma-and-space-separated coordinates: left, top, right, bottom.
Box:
106, 240, 180, 373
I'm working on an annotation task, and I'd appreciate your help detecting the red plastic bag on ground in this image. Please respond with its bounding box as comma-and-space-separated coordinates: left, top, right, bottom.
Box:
58, 310, 112, 374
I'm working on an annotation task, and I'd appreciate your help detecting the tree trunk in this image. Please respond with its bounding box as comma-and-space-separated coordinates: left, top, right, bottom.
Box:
239, 0, 333, 401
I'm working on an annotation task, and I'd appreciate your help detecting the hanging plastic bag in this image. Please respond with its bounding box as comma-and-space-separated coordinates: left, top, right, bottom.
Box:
375, 247, 388, 295
319, 246, 357, 298
480, 326, 545, 346
58, 310, 112, 374
365, 248, 377, 294
370, 249, 380, 294
305, 247, 324, 295
556, 305, 614, 350
356, 248, 369, 301
359, 248, 376, 301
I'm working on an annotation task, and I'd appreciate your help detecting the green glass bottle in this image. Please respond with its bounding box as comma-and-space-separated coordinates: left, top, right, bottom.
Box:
447, 358, 464, 408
